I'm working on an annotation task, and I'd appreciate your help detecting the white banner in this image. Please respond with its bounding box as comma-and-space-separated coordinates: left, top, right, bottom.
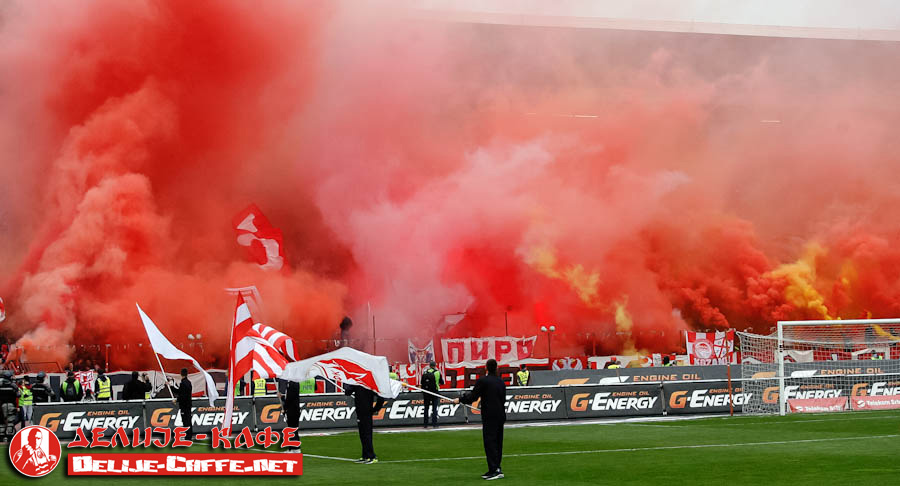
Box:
685, 330, 736, 365
441, 336, 538, 366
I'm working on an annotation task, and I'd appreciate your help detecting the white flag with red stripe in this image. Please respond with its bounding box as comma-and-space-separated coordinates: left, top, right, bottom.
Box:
223, 295, 290, 435
280, 347, 403, 399
252, 323, 297, 361
0, 297, 5, 323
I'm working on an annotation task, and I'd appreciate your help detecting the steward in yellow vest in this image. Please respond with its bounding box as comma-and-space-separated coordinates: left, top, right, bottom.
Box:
299, 377, 316, 394
253, 377, 267, 396
18, 377, 34, 426
95, 371, 112, 400
516, 365, 530, 386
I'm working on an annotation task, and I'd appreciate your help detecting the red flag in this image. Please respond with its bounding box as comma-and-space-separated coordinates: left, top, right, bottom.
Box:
0, 297, 5, 323
233, 204, 286, 271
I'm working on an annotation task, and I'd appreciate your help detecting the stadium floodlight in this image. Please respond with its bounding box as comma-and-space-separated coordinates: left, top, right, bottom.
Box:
739, 319, 900, 415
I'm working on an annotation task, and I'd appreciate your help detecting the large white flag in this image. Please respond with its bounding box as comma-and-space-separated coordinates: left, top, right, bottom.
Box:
280, 347, 403, 399
136, 304, 220, 406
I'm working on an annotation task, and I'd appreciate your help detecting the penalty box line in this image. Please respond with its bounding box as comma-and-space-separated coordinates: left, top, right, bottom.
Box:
377, 434, 900, 464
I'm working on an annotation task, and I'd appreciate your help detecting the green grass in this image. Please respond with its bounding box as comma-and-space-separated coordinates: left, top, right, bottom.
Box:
3, 411, 900, 485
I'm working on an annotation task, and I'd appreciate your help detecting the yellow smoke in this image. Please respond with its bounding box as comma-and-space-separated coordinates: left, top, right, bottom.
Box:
769, 243, 833, 319
523, 245, 601, 305
873, 325, 900, 342
614, 298, 649, 359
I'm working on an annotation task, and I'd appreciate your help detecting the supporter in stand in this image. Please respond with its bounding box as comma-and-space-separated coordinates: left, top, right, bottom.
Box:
60, 371, 83, 402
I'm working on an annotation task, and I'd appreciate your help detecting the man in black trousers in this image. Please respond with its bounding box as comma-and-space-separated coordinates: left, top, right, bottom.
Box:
280, 379, 302, 453
457, 358, 506, 480
344, 384, 384, 464
171, 368, 193, 441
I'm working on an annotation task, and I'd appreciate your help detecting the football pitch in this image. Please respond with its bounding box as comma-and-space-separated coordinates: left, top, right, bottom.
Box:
3, 411, 899, 485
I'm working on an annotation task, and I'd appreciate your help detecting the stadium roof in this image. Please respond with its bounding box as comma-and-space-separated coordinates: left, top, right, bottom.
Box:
408, 0, 900, 41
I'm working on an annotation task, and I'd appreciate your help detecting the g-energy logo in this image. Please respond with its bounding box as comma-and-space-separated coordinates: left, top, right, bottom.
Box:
505, 394, 562, 414
39, 411, 140, 433
298, 402, 355, 422
150, 408, 249, 427
374, 400, 460, 420
850, 382, 900, 397
762, 385, 842, 404
570, 392, 658, 411
668, 390, 751, 409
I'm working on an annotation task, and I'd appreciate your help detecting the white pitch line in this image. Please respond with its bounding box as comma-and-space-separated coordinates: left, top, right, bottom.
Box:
376, 434, 900, 464
303, 453, 357, 462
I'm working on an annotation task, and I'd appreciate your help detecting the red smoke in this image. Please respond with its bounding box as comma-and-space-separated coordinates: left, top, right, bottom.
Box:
2, 1, 900, 367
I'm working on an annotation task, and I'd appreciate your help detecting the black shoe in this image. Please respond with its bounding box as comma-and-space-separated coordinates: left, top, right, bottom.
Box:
485, 472, 504, 480
481, 471, 494, 479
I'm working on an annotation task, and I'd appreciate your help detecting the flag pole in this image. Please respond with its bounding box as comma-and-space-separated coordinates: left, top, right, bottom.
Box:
405, 383, 479, 411
152, 352, 176, 400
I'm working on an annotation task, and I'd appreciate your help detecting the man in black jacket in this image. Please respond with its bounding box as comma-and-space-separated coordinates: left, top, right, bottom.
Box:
280, 379, 301, 453
30, 372, 55, 403
457, 359, 506, 480
0, 371, 19, 443
344, 384, 384, 464
122, 372, 152, 400
171, 368, 193, 441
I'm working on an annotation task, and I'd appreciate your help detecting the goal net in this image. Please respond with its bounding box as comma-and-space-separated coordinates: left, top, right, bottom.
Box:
738, 319, 900, 415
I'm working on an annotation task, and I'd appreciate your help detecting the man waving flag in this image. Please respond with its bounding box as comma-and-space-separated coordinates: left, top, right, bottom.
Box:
135, 304, 219, 406
223, 295, 290, 435
281, 347, 402, 463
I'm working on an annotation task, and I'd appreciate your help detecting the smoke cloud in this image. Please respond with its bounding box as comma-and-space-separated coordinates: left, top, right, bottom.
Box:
2, 1, 899, 366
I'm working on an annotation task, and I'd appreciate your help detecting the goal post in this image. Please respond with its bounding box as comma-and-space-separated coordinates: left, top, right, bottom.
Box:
739, 319, 900, 416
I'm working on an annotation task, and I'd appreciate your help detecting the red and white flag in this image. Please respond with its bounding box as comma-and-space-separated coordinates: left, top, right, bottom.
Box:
252, 323, 297, 361
685, 330, 736, 365
233, 204, 286, 271
280, 347, 403, 399
223, 295, 290, 434
0, 297, 5, 323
